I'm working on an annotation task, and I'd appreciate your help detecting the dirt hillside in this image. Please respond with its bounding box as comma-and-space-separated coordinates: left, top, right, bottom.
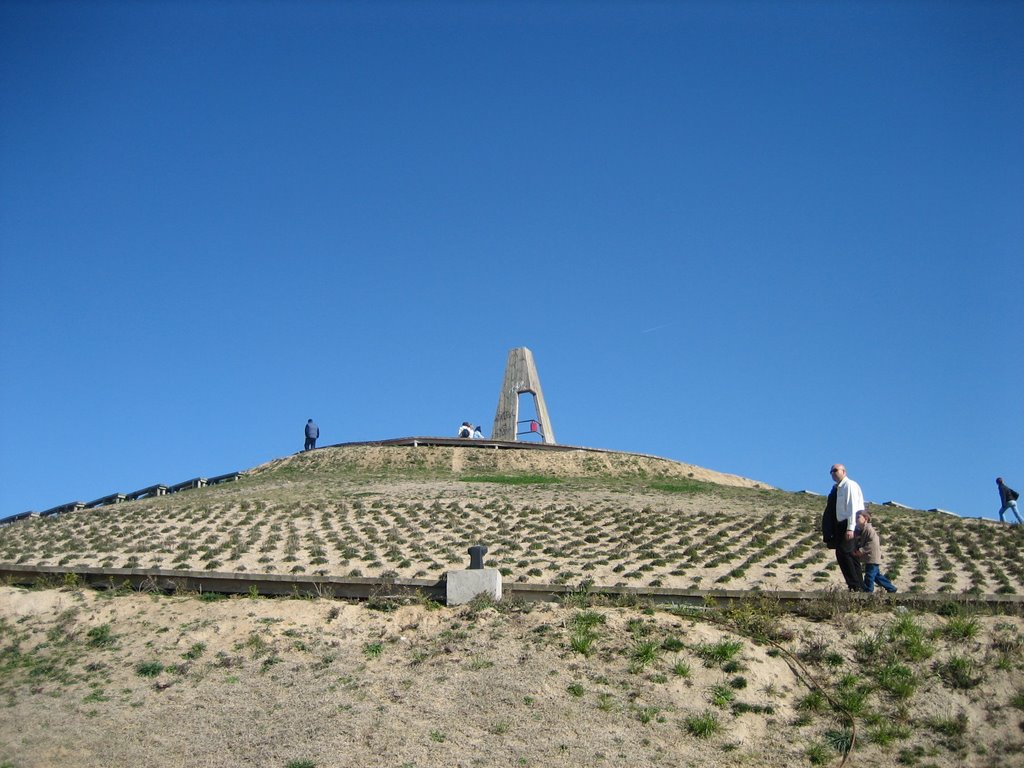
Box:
2, 444, 1024, 768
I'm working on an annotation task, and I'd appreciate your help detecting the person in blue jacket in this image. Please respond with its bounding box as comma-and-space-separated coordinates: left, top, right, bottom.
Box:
304, 419, 319, 451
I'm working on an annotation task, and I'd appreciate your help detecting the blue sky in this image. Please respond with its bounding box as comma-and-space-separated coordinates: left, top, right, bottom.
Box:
1, 1, 1021, 521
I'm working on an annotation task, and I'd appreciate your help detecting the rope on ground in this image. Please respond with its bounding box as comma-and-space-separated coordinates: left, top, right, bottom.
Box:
691, 601, 858, 768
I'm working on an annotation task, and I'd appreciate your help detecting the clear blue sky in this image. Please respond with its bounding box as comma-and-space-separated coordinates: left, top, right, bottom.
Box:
1, 1, 1021, 521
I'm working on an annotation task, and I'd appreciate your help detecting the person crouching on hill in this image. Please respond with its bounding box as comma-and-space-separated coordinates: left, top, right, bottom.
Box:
853, 511, 897, 594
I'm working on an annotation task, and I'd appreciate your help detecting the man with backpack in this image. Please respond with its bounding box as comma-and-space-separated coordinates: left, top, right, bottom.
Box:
996, 477, 1022, 524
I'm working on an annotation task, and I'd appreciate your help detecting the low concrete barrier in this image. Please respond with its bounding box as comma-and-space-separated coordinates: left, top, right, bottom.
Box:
167, 478, 207, 493
0, 511, 37, 526
125, 485, 168, 501
1, 564, 1021, 611
85, 493, 126, 509
40, 502, 86, 517
3, 469, 243, 526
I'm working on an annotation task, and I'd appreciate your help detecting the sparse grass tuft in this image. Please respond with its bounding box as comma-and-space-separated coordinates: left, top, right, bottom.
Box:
935, 655, 983, 689
867, 721, 911, 747
684, 710, 721, 738
629, 639, 660, 672
135, 661, 164, 678
824, 728, 854, 755
461, 475, 561, 485
804, 742, 831, 765
182, 643, 206, 661
569, 629, 597, 657
708, 683, 735, 708
875, 661, 917, 700
938, 615, 980, 642
696, 639, 743, 668
671, 659, 692, 678
86, 624, 116, 648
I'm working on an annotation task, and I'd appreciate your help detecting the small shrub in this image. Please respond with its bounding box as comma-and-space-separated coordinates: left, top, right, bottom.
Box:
926, 711, 969, 750
936, 655, 983, 689
805, 742, 831, 765
867, 721, 911, 747
939, 616, 980, 642
461, 474, 561, 486
86, 624, 116, 649
662, 636, 685, 652
731, 701, 774, 715
834, 676, 870, 716
897, 745, 926, 765
570, 611, 605, 632
708, 683, 735, 708
569, 630, 597, 657
825, 728, 854, 755
562, 581, 595, 608
721, 659, 743, 674
135, 661, 164, 678
796, 690, 826, 713
636, 706, 663, 724
1010, 690, 1024, 711
887, 613, 933, 661
685, 710, 721, 738
489, 720, 511, 735
823, 651, 844, 668
629, 640, 660, 671
876, 662, 917, 700
696, 639, 743, 668
182, 643, 206, 661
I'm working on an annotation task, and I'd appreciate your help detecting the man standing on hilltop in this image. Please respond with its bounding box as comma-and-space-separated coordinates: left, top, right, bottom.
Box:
996, 477, 1022, 524
822, 463, 866, 592
304, 419, 319, 451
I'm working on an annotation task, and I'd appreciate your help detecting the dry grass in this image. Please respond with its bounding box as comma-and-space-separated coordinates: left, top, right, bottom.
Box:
1, 586, 1023, 768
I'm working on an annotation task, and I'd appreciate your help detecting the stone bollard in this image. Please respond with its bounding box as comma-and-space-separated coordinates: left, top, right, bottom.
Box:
446, 542, 501, 606
468, 545, 487, 570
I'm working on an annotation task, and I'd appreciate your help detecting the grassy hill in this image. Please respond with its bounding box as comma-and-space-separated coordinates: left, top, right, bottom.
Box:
2, 444, 1022, 596
2, 444, 1024, 768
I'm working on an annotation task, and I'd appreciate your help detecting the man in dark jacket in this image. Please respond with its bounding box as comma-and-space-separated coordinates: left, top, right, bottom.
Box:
997, 477, 1022, 524
304, 419, 319, 451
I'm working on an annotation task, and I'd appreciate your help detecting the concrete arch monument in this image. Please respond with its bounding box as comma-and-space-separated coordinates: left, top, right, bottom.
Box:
491, 347, 556, 444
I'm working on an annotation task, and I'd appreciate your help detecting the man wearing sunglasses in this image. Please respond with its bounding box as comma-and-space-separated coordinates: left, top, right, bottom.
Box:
822, 463, 867, 592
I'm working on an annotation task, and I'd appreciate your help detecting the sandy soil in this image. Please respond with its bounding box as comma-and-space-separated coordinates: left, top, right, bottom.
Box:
2, 585, 1023, 768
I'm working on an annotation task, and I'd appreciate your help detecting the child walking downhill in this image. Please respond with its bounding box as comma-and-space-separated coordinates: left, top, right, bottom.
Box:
853, 511, 897, 594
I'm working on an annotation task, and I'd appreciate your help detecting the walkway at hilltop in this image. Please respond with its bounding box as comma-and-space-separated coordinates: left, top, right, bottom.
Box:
317, 436, 593, 453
